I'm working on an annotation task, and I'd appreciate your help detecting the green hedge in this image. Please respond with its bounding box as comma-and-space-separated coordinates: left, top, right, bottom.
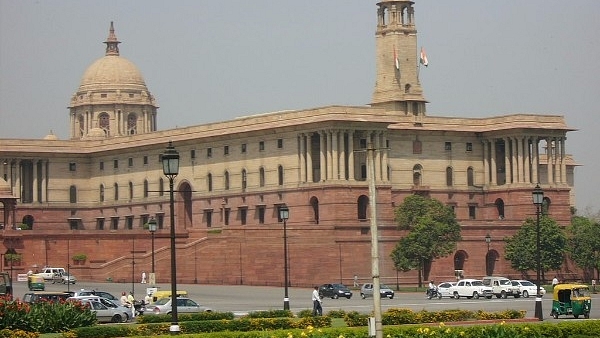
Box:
344, 308, 526, 326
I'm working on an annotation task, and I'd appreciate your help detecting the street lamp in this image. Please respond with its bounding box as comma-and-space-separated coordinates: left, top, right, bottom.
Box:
532, 184, 544, 321
148, 217, 157, 285
162, 141, 180, 334
279, 205, 290, 311
485, 233, 492, 275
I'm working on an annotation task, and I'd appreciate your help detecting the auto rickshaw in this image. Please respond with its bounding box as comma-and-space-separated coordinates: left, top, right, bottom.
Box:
27, 274, 45, 291
550, 283, 591, 319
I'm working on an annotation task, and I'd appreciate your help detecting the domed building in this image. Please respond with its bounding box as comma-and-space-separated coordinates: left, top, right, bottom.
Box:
0, 1, 579, 286
69, 22, 157, 139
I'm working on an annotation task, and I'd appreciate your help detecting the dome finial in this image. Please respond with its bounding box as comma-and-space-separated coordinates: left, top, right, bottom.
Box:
104, 21, 121, 56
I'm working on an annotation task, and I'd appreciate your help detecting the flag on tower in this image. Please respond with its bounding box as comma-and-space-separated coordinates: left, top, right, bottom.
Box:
420, 47, 429, 67
394, 47, 400, 70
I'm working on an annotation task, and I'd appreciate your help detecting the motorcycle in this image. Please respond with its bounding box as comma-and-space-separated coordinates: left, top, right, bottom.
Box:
133, 300, 146, 316
426, 287, 442, 300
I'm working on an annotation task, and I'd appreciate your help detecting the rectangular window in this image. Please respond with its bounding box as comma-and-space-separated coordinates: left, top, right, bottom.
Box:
191, 149, 196, 159
412, 140, 422, 154
111, 218, 119, 230
140, 214, 149, 227
126, 216, 134, 230
469, 205, 476, 219
100, 93, 107, 98
359, 139, 367, 149
69, 163, 76, 171
113, 159, 119, 169
240, 208, 247, 225
69, 220, 79, 230
258, 206, 265, 224
224, 209, 230, 225
259, 141, 265, 151
99, 161, 104, 170
241, 144, 247, 153
96, 218, 105, 230
207, 148, 212, 158
157, 214, 165, 229
224, 145, 229, 155
143, 156, 148, 165
129, 93, 134, 98
128, 158, 133, 167
466, 142, 473, 152
445, 142, 452, 151
277, 139, 283, 149
206, 210, 212, 227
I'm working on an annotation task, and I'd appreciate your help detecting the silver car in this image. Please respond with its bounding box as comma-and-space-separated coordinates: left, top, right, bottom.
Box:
360, 283, 395, 299
150, 297, 212, 315
68, 296, 131, 323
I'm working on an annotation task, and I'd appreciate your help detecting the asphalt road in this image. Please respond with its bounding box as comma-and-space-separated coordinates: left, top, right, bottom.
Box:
12, 279, 600, 322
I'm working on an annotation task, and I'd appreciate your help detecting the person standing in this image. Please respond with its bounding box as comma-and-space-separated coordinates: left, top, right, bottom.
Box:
552, 276, 559, 288
312, 286, 322, 316
141, 271, 147, 284
127, 291, 136, 317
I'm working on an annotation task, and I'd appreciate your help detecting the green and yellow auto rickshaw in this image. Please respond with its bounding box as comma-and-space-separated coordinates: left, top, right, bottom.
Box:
550, 283, 591, 319
27, 274, 45, 291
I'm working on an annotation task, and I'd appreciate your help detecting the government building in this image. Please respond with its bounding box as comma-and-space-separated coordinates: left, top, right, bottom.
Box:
0, 1, 577, 287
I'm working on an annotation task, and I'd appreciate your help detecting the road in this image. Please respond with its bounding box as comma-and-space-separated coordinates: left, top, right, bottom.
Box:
11, 279, 600, 321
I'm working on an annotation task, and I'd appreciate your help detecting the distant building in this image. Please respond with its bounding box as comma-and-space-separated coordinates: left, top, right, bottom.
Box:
0, 1, 577, 285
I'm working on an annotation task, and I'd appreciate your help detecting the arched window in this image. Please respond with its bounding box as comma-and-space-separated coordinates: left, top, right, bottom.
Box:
78, 115, 84, 137
114, 183, 119, 201
159, 178, 164, 196
467, 167, 474, 187
453, 250, 468, 271
310, 196, 319, 224
259, 167, 265, 187
224, 171, 230, 190
99, 112, 110, 135
495, 198, 505, 219
129, 181, 133, 200
413, 164, 423, 186
127, 113, 137, 135
99, 184, 105, 202
404, 84, 411, 93
542, 197, 551, 215
358, 195, 369, 220
486, 250, 499, 276
22, 215, 34, 230
143, 180, 149, 198
278, 165, 284, 186
446, 167, 453, 186
207, 173, 213, 192
69, 185, 77, 203
241, 169, 247, 192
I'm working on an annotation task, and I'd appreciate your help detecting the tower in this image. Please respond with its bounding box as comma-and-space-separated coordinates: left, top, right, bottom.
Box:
371, 1, 427, 116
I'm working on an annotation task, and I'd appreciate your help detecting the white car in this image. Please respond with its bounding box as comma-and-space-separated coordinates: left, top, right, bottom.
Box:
437, 282, 457, 298
511, 280, 546, 298
452, 279, 492, 299
150, 297, 212, 315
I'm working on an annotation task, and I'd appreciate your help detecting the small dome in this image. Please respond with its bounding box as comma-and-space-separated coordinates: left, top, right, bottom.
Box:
43, 131, 58, 140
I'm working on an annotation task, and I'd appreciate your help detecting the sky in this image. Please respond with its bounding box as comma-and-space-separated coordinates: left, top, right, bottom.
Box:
1, 0, 599, 215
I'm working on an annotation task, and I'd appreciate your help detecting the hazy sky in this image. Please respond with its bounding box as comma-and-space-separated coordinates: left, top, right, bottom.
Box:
1, 1, 599, 214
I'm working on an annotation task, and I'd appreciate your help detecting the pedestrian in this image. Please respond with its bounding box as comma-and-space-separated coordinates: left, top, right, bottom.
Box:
312, 286, 322, 316
552, 276, 559, 288
141, 271, 147, 284
128, 291, 136, 317
353, 275, 358, 287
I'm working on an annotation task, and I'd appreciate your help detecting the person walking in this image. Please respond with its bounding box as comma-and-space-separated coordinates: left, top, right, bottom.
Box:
312, 286, 322, 316
141, 271, 147, 284
552, 276, 559, 288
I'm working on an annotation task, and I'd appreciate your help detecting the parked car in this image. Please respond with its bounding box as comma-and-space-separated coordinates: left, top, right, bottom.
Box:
511, 280, 546, 298
69, 295, 132, 321
52, 271, 76, 284
481, 276, 521, 299
150, 297, 212, 315
318, 283, 353, 299
22, 291, 71, 303
360, 283, 395, 299
452, 279, 492, 299
437, 282, 457, 298
68, 296, 130, 323
70, 289, 120, 306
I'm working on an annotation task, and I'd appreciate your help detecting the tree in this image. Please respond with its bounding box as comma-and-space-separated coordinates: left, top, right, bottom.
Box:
504, 216, 566, 281
567, 216, 600, 281
390, 195, 461, 287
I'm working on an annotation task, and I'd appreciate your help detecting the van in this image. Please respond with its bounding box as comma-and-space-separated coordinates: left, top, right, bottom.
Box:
151, 290, 188, 303
38, 267, 66, 281
482, 276, 521, 299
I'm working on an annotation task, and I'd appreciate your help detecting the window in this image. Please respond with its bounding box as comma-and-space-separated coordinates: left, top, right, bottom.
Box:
446, 167, 453, 186
467, 167, 474, 187
126, 216, 134, 230
241, 144, 247, 153
358, 195, 369, 220
259, 141, 265, 151
224, 209, 230, 226
113, 159, 118, 169
466, 142, 473, 152
191, 149, 196, 159
206, 210, 212, 227
128, 182, 133, 200
240, 208, 247, 225
224, 171, 230, 190
69, 185, 77, 203
99, 161, 104, 170
129, 93, 134, 98
224, 145, 229, 155
207, 173, 213, 192
143, 156, 148, 165
96, 218, 104, 230
445, 142, 452, 151
241, 169, 247, 192
111, 217, 119, 230
413, 164, 423, 186
259, 167, 265, 187
143, 180, 149, 198
469, 205, 476, 219
69, 220, 79, 230
278, 165, 284, 186
277, 139, 283, 149
99, 184, 105, 202
359, 139, 367, 149
100, 93, 107, 98
207, 148, 212, 158
114, 183, 119, 200
69, 162, 76, 171
128, 158, 133, 167
495, 198, 505, 219
257, 206, 265, 224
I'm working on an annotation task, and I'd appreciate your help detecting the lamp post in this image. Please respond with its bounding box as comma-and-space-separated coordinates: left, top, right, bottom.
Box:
148, 217, 157, 285
532, 184, 544, 321
162, 141, 180, 334
485, 233, 491, 275
279, 205, 290, 310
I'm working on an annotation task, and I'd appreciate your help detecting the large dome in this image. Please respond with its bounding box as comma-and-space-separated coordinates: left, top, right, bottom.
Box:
77, 55, 147, 92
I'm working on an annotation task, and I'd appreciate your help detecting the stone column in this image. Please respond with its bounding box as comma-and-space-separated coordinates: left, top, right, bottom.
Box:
561, 137, 567, 184
508, 137, 515, 184
339, 132, 347, 180
381, 133, 389, 181
32, 160, 38, 203
490, 140, 497, 186
327, 131, 333, 180
483, 140, 489, 185
320, 131, 327, 182
41, 160, 47, 203
532, 138, 539, 184
307, 133, 314, 183
299, 134, 306, 183
524, 137, 531, 184
348, 131, 355, 181
332, 130, 339, 180
546, 137, 553, 185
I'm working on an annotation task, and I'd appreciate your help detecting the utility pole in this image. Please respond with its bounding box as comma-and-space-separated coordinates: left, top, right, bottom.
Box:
367, 140, 383, 338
